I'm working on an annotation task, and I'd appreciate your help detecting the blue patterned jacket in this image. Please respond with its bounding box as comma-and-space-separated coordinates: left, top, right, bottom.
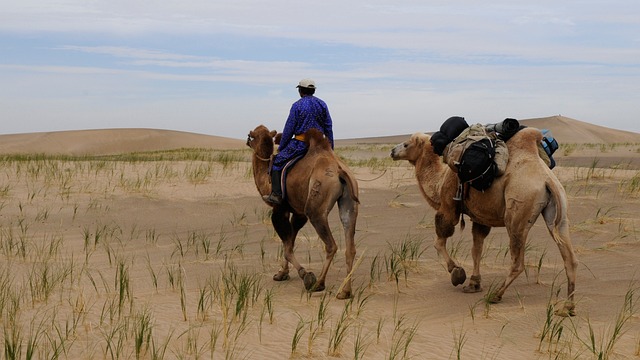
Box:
273, 95, 334, 170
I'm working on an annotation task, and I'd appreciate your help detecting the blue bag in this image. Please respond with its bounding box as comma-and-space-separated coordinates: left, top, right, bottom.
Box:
541, 129, 558, 169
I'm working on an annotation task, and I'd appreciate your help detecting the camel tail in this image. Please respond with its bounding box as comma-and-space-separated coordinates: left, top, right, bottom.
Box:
545, 178, 570, 245
338, 167, 360, 204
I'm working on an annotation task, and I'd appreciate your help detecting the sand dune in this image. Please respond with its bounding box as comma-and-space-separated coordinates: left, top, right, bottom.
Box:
0, 128, 246, 156
522, 115, 640, 144
0, 116, 638, 156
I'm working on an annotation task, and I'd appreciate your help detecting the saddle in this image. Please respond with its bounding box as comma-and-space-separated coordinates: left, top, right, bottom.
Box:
272, 154, 304, 201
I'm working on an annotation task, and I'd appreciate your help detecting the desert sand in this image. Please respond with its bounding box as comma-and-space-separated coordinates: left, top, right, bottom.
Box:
0, 116, 639, 359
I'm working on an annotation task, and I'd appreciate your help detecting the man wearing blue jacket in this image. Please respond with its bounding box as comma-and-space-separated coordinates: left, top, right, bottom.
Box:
263, 78, 334, 205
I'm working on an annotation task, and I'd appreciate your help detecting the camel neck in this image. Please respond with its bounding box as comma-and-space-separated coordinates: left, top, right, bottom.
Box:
252, 153, 272, 196
415, 152, 445, 209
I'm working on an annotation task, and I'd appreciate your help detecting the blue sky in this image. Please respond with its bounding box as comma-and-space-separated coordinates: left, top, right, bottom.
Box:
1, 1, 639, 139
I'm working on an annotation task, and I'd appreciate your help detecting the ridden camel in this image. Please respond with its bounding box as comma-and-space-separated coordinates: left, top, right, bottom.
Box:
390, 127, 578, 316
246, 125, 360, 299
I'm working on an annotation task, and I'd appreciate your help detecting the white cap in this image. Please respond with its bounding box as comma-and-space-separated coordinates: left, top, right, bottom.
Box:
296, 78, 316, 89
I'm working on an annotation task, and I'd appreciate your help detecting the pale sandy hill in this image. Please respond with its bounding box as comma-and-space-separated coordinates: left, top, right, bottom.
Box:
336, 115, 640, 146
0, 128, 245, 156
519, 115, 640, 144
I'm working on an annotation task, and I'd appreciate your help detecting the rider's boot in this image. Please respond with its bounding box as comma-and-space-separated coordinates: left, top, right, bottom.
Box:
262, 170, 283, 205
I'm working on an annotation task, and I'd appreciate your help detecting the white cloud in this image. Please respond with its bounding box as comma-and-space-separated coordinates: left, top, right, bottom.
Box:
58, 45, 203, 60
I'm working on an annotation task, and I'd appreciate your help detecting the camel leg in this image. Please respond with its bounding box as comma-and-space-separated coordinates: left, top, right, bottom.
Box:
488, 196, 540, 303
544, 206, 578, 317
290, 213, 309, 277
491, 224, 529, 303
434, 212, 466, 286
307, 215, 338, 294
336, 193, 358, 299
271, 209, 292, 281
550, 230, 578, 317
272, 209, 307, 282
285, 213, 309, 282
463, 222, 490, 293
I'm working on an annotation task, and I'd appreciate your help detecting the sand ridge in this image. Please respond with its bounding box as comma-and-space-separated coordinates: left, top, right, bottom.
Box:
0, 128, 246, 155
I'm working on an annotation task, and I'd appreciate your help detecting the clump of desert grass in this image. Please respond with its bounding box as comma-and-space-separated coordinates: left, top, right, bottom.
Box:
534, 278, 639, 359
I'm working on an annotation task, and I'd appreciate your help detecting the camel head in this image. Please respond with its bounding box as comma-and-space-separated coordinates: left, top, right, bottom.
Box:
390, 132, 434, 165
246, 125, 277, 155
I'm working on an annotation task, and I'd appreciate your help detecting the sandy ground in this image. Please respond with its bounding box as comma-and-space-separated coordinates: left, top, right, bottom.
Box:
1, 120, 640, 359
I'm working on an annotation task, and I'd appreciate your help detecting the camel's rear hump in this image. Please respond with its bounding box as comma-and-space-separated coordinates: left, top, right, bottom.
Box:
508, 127, 544, 155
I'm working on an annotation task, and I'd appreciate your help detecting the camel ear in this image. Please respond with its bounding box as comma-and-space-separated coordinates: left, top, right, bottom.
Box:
274, 132, 282, 145
411, 133, 422, 145
270, 130, 277, 138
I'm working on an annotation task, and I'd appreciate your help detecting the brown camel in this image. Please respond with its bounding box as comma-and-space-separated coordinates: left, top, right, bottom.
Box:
246, 125, 360, 299
390, 127, 578, 316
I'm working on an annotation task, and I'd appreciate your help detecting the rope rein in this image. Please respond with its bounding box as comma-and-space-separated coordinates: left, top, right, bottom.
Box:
355, 169, 387, 182
254, 154, 271, 162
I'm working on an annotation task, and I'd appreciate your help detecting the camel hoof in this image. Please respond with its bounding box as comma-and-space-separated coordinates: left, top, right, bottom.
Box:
451, 267, 467, 286
462, 283, 483, 293
463, 275, 482, 293
487, 294, 502, 304
273, 272, 290, 281
554, 303, 576, 317
336, 290, 352, 300
554, 308, 575, 317
303, 272, 318, 291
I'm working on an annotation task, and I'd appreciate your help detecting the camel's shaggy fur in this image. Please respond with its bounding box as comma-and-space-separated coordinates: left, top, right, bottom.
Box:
391, 127, 578, 316
247, 125, 359, 299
